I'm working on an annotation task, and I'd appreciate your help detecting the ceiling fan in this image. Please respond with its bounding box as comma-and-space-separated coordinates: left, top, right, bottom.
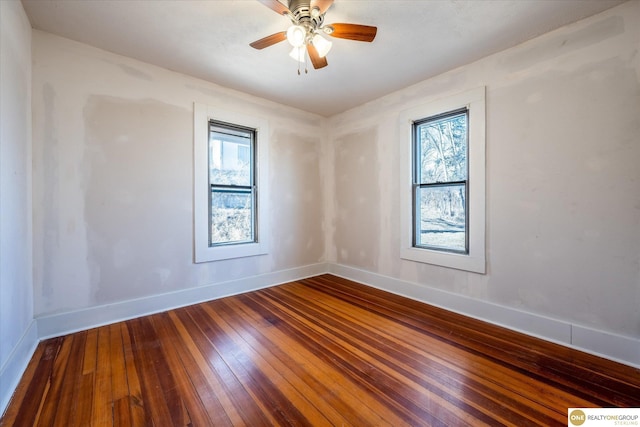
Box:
250, 0, 377, 71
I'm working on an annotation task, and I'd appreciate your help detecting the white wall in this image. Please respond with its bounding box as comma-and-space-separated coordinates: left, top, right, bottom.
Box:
23, 0, 640, 379
31, 31, 326, 319
327, 0, 640, 349
0, 0, 36, 414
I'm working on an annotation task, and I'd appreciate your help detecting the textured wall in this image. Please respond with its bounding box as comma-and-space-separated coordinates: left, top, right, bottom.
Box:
29, 1, 640, 344
327, 1, 640, 339
0, 1, 33, 373
333, 129, 380, 271
31, 31, 325, 316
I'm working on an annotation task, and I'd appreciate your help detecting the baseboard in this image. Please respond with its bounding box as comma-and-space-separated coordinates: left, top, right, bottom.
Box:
570, 325, 640, 367
0, 320, 39, 417
327, 263, 640, 369
37, 262, 328, 340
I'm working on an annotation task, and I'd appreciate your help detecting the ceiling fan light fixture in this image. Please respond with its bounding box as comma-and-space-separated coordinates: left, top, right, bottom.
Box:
289, 46, 306, 62
312, 34, 332, 58
286, 25, 306, 47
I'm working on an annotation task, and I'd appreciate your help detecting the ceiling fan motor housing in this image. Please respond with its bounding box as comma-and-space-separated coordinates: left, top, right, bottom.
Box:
288, 0, 325, 32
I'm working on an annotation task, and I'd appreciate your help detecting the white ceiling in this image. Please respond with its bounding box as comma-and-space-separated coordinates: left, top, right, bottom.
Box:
21, 0, 626, 117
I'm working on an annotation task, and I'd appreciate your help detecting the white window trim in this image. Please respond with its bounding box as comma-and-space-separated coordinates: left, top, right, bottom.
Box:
399, 87, 486, 274
193, 103, 270, 263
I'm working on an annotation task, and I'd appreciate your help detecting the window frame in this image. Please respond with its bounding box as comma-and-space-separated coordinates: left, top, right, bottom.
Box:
208, 120, 256, 247
194, 103, 269, 263
412, 108, 469, 254
400, 87, 486, 273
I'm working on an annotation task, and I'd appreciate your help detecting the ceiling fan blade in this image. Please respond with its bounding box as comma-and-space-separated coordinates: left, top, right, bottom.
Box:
250, 31, 287, 49
256, 0, 291, 16
307, 44, 328, 69
310, 0, 333, 15
327, 23, 377, 42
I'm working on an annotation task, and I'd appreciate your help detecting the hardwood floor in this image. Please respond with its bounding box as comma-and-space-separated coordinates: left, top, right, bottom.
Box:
2, 274, 639, 426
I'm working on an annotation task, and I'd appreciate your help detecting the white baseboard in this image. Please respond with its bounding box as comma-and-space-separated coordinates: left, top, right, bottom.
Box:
571, 325, 640, 367
327, 263, 640, 369
37, 262, 328, 339
0, 320, 38, 417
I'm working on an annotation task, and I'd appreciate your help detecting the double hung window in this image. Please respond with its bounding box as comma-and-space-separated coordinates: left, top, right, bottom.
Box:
194, 103, 269, 263
413, 109, 468, 253
400, 87, 486, 273
208, 121, 256, 246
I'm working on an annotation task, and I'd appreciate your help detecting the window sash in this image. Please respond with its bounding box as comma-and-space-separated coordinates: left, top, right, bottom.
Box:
413, 108, 468, 185
412, 181, 469, 254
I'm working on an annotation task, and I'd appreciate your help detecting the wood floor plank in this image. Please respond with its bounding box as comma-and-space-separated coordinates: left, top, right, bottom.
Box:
82, 328, 98, 375
92, 326, 114, 427
119, 322, 146, 426
53, 332, 88, 426
36, 333, 75, 426
108, 324, 132, 427
68, 372, 95, 426
112, 397, 131, 427
109, 325, 128, 403
2, 274, 639, 427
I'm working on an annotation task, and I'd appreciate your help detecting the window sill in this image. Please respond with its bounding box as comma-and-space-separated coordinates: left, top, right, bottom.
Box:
400, 246, 485, 274
194, 241, 268, 263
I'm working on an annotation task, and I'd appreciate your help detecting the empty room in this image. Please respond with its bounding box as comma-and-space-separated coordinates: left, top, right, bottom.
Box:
1, 0, 639, 425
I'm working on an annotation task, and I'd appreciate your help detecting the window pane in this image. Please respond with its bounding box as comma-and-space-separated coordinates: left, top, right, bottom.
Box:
209, 134, 251, 186
417, 112, 467, 184
210, 191, 253, 245
416, 185, 466, 252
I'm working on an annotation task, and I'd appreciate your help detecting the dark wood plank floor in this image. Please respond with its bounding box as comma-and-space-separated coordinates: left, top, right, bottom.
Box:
2, 274, 639, 426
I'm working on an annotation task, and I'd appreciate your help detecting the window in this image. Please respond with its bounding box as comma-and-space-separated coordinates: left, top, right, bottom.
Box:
413, 109, 468, 253
400, 87, 486, 273
208, 121, 256, 246
194, 104, 269, 262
